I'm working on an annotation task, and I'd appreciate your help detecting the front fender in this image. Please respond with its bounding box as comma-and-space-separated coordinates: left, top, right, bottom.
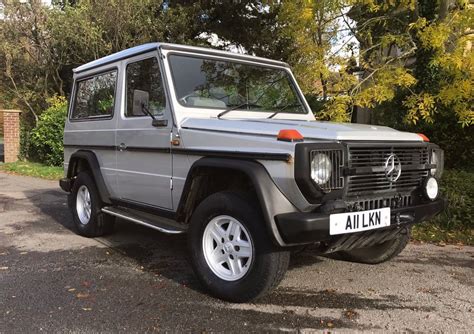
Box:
177, 157, 298, 246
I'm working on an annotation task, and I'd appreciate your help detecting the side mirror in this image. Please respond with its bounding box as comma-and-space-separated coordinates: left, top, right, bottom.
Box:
152, 119, 168, 127
132, 89, 149, 116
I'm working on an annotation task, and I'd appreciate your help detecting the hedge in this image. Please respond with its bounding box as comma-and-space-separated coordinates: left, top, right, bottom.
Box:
25, 96, 67, 167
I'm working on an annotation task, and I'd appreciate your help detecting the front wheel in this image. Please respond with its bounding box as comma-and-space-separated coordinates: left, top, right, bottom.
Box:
188, 191, 290, 302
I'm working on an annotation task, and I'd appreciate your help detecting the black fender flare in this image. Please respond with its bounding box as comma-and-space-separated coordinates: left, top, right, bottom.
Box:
176, 157, 298, 246
66, 150, 112, 204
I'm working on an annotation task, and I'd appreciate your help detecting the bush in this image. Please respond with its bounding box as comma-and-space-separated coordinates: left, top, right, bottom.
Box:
430, 169, 473, 230
29, 96, 68, 166
19, 124, 33, 161
413, 169, 474, 245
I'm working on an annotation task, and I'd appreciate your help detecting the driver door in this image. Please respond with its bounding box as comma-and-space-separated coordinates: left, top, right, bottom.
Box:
115, 52, 173, 209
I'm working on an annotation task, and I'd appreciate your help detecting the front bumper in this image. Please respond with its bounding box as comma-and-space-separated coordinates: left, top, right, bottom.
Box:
59, 178, 72, 192
275, 198, 446, 245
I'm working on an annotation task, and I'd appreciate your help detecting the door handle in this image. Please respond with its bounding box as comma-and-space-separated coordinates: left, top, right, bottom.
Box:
118, 143, 127, 151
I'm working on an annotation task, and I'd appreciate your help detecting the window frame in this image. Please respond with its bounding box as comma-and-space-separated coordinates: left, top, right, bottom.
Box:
167, 53, 310, 115
69, 68, 119, 122
124, 55, 168, 119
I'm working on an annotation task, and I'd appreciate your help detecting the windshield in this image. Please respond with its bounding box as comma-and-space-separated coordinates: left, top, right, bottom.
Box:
168, 54, 307, 115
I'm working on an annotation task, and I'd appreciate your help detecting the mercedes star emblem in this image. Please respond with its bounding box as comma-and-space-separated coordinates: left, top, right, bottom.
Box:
384, 154, 402, 182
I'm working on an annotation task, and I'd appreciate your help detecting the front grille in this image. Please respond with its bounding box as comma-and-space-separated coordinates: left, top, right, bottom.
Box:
310, 149, 344, 192
349, 146, 428, 167
349, 194, 412, 211
347, 145, 429, 196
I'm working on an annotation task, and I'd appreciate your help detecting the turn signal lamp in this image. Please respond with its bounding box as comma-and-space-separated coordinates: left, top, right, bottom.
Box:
417, 133, 430, 142
277, 129, 304, 142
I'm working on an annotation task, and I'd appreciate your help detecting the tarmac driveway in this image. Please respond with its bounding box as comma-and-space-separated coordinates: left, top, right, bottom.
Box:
0, 172, 472, 332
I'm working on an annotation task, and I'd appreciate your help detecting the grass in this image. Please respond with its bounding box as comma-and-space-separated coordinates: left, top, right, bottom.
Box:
412, 223, 473, 246
0, 160, 63, 180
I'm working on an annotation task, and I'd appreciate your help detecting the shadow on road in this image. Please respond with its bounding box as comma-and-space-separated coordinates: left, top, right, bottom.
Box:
5, 186, 459, 315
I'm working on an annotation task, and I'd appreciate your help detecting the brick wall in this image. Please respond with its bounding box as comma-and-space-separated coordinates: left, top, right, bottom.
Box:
2, 110, 21, 163
0, 111, 3, 137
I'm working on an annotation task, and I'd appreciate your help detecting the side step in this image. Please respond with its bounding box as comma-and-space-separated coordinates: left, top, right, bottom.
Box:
102, 206, 186, 234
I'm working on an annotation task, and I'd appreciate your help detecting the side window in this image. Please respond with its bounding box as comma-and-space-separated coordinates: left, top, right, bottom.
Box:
71, 71, 117, 120
126, 57, 166, 118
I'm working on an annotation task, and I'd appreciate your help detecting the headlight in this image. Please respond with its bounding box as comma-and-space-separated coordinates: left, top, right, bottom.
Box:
423, 176, 439, 201
430, 149, 444, 178
311, 153, 332, 184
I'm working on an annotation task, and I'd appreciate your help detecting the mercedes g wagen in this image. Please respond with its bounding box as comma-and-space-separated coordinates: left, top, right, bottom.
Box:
60, 43, 445, 302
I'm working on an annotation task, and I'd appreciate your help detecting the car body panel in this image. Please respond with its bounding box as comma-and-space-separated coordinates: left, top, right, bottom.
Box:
179, 117, 423, 142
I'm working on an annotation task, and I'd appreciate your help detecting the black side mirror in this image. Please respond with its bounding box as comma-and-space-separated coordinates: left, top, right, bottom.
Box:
132, 89, 149, 116
152, 119, 168, 127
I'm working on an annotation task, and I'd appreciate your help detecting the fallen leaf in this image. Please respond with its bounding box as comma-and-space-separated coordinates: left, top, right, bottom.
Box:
81, 281, 92, 288
322, 288, 337, 294
343, 309, 359, 320
76, 292, 90, 299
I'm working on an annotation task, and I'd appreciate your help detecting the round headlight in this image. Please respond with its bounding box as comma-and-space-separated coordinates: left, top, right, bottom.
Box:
311, 153, 332, 185
430, 151, 438, 176
424, 177, 439, 201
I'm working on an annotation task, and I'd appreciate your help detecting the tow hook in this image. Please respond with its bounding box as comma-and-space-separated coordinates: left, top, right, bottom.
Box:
395, 212, 401, 227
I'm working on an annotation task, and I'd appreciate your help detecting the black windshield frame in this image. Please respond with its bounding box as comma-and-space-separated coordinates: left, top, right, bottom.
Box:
167, 53, 309, 115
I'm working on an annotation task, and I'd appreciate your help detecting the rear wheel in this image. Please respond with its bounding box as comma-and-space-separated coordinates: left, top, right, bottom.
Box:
71, 171, 115, 237
188, 191, 290, 302
337, 227, 411, 264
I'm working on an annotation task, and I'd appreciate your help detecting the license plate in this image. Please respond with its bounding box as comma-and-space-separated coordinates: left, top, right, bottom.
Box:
329, 207, 391, 235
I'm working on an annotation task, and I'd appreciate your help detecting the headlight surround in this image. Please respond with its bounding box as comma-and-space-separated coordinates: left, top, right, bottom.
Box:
310, 153, 332, 185
430, 148, 444, 178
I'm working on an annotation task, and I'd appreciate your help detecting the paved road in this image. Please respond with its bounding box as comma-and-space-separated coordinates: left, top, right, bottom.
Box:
0, 172, 472, 333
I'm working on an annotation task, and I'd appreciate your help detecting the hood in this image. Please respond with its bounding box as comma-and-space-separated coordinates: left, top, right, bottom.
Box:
180, 118, 423, 142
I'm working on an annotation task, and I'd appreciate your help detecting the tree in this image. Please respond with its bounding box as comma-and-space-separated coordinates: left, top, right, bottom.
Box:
0, 0, 202, 124
346, 0, 473, 167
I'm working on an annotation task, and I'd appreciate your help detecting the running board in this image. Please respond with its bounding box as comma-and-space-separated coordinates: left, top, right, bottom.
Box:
101, 206, 186, 234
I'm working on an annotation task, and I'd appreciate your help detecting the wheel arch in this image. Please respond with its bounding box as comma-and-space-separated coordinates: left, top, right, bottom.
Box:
66, 150, 112, 204
176, 157, 298, 246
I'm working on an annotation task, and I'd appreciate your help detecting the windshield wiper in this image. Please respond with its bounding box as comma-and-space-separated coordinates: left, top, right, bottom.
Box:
217, 102, 260, 119
267, 103, 302, 119
217, 75, 287, 119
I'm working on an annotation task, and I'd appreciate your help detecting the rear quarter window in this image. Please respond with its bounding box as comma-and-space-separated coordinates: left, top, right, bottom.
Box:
71, 70, 117, 120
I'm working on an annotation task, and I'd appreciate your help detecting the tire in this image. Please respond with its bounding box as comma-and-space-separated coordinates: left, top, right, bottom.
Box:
337, 227, 411, 264
188, 191, 290, 302
71, 171, 115, 238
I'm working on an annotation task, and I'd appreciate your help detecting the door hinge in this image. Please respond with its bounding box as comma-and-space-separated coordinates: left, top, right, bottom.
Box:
170, 178, 173, 190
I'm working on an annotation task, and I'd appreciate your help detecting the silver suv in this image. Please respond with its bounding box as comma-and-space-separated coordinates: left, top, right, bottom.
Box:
60, 43, 445, 302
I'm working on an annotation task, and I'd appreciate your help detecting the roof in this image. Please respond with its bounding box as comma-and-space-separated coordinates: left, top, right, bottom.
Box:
73, 43, 289, 74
